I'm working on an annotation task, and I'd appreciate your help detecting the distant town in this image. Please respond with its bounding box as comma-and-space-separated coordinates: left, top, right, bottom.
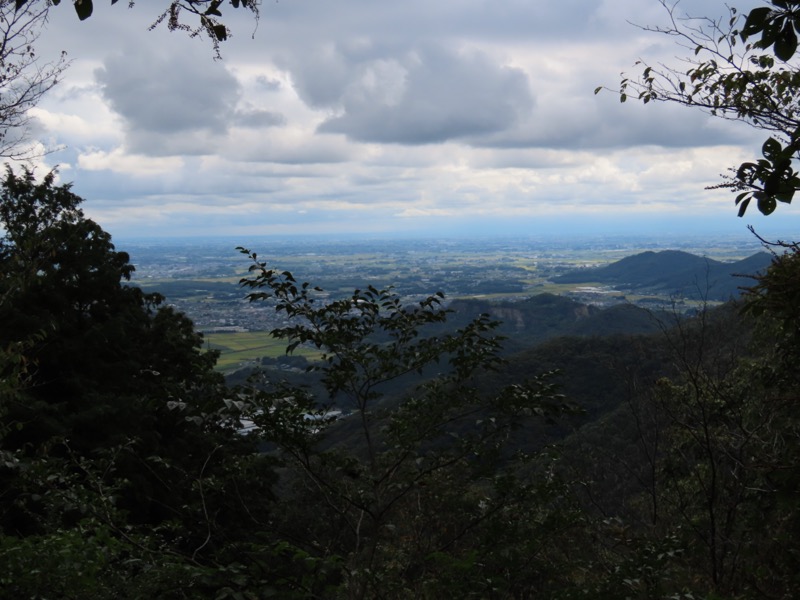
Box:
121, 233, 768, 335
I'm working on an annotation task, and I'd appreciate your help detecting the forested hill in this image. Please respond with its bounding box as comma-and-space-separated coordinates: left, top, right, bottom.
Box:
554, 250, 772, 299
446, 294, 664, 352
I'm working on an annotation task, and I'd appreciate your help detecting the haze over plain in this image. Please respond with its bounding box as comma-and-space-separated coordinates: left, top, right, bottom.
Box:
25, 0, 800, 239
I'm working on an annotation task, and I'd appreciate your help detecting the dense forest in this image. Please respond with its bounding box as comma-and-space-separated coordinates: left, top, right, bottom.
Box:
1, 163, 800, 600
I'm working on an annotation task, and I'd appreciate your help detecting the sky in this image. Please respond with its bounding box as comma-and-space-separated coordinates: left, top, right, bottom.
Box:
20, 0, 800, 240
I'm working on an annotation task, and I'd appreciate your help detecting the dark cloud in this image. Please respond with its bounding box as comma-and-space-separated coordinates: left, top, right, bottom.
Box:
233, 108, 286, 128
260, 0, 641, 47
470, 96, 758, 151
277, 42, 355, 109
95, 47, 242, 152
283, 43, 533, 145
255, 75, 283, 91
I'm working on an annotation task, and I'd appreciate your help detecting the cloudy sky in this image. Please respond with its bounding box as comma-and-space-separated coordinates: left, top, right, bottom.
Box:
23, 0, 800, 240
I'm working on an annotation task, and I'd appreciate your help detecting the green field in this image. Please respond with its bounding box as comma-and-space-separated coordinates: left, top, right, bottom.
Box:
204, 331, 319, 370
533, 281, 607, 295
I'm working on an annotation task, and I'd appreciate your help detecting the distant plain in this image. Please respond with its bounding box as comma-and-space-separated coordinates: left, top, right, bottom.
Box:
123, 233, 769, 371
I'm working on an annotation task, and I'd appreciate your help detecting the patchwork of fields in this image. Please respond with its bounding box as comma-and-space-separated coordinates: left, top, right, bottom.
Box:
124, 234, 766, 372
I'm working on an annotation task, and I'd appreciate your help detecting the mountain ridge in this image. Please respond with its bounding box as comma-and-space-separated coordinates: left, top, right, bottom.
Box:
553, 250, 771, 300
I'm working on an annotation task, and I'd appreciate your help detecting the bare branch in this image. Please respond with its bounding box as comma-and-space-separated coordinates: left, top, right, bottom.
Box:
0, 1, 70, 160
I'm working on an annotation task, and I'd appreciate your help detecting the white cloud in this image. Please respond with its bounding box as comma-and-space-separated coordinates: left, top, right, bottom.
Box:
77, 147, 184, 176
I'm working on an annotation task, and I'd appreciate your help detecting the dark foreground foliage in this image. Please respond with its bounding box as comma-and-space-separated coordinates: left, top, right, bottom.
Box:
2, 169, 800, 598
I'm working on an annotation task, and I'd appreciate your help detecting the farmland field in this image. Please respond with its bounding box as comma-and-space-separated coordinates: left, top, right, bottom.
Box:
205, 331, 318, 371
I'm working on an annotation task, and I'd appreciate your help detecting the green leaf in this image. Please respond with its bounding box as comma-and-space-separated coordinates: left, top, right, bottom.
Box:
74, 0, 93, 20
762, 137, 783, 160
736, 196, 751, 217
741, 7, 772, 38
759, 19, 782, 50
774, 24, 798, 60
594, 86, 602, 95
212, 24, 227, 41
620, 93, 627, 103
757, 194, 777, 214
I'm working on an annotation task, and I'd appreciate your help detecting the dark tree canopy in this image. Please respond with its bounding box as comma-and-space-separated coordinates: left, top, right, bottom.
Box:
0, 167, 242, 530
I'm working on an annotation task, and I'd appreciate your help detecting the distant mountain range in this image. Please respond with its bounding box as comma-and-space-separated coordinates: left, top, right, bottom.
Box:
553, 250, 772, 300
